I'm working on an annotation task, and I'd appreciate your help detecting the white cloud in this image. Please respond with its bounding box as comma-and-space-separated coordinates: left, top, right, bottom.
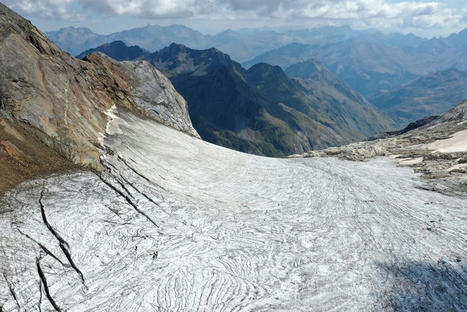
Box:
3, 0, 82, 21
221, 0, 466, 30
3, 0, 467, 32
79, 0, 218, 18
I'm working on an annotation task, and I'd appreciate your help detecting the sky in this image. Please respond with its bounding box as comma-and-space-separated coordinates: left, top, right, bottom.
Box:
4, 0, 467, 37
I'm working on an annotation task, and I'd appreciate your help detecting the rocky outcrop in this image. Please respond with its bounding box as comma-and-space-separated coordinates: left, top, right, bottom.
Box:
0, 3, 197, 192
119, 59, 198, 137
292, 101, 467, 195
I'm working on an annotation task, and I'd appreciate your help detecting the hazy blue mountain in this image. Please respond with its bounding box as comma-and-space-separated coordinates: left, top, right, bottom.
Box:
48, 24, 431, 63
208, 29, 289, 63
285, 59, 372, 111
103, 24, 210, 52
76, 41, 150, 61
370, 68, 467, 125
245, 28, 467, 97
411, 28, 467, 70
45, 26, 105, 56
245, 39, 420, 97
446, 28, 467, 52
49, 25, 375, 61
46, 24, 211, 57
209, 26, 373, 62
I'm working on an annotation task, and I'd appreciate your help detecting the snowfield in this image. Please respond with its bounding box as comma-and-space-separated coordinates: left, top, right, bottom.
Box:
1, 112, 466, 311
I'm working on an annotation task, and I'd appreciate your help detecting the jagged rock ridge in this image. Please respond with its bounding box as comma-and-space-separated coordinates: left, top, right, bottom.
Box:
0, 2, 197, 192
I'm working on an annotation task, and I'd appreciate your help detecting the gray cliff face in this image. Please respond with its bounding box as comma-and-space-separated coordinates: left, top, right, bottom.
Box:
120, 60, 198, 138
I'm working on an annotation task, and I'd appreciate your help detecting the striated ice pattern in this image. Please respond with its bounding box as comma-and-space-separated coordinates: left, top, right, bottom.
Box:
1, 112, 466, 311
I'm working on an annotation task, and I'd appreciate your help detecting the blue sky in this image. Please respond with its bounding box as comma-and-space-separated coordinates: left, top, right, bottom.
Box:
4, 0, 467, 37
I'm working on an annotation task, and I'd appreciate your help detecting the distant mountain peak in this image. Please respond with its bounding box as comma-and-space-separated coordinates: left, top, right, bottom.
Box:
76, 40, 149, 60
166, 42, 187, 50
246, 62, 289, 82
217, 29, 235, 35
104, 40, 126, 47
284, 59, 326, 78
248, 62, 281, 70
49, 26, 96, 34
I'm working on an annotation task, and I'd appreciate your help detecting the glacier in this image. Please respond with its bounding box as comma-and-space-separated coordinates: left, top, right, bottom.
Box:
0, 112, 466, 311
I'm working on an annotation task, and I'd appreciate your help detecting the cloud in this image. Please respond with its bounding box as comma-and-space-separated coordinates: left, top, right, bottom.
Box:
79, 0, 218, 18
3, 0, 467, 32
221, 0, 466, 30
3, 0, 82, 21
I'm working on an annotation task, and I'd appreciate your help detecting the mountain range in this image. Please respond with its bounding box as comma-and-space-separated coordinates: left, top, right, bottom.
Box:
245, 31, 467, 97
47, 24, 463, 65
47, 24, 467, 101
79, 41, 392, 156
46, 24, 209, 58
46, 25, 390, 61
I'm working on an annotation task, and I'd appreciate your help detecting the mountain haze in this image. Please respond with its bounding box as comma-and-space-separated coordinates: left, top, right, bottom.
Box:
245, 40, 420, 97
246, 30, 467, 97
47, 25, 383, 62
48, 24, 457, 65
46, 24, 210, 57
49, 24, 467, 99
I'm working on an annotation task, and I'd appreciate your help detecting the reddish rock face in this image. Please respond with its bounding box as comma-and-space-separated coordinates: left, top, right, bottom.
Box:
0, 3, 127, 169
0, 3, 198, 192
0, 119, 77, 194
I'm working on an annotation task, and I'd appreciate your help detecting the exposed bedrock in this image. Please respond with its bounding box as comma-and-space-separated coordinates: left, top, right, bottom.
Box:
0, 2, 197, 193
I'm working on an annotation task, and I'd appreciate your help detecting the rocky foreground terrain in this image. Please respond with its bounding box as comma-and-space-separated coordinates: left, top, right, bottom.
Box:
0, 3, 466, 312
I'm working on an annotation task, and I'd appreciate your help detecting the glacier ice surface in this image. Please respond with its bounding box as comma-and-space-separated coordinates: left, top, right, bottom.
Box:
1, 112, 466, 311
